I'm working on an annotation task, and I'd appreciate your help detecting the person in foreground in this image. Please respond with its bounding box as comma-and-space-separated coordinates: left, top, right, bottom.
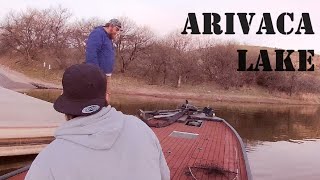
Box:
25, 64, 170, 180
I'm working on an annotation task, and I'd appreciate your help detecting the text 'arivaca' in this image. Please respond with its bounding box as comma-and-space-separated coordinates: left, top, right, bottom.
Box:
181, 13, 314, 35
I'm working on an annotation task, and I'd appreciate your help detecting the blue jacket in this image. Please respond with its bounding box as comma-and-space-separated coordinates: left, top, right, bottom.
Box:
85, 26, 115, 74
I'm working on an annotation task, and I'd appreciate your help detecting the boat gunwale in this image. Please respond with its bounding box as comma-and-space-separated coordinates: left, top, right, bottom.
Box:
0, 164, 30, 180
218, 117, 252, 180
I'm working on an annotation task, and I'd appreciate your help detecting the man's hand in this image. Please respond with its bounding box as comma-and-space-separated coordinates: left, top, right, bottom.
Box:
106, 93, 110, 103
106, 76, 111, 103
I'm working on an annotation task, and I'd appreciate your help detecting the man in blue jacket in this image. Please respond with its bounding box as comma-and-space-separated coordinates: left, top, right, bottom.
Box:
85, 18, 122, 102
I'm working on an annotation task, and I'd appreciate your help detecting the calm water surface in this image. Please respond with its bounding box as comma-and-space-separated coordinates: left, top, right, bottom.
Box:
1, 89, 320, 180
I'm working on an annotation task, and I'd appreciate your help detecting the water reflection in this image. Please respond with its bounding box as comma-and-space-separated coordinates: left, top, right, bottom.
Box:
23, 89, 320, 144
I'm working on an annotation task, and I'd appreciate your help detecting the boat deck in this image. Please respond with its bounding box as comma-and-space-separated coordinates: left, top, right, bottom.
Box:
152, 120, 248, 180
0, 88, 251, 179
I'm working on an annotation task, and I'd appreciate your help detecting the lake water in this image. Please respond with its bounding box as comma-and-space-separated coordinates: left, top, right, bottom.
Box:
1, 89, 320, 179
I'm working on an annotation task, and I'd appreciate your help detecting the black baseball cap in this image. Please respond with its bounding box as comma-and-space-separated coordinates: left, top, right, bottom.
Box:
54, 64, 106, 116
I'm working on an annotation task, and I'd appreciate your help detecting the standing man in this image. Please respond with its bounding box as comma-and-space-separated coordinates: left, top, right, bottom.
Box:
85, 18, 122, 102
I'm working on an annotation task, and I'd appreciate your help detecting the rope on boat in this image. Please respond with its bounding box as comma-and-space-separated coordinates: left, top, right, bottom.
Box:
188, 166, 198, 180
232, 147, 239, 180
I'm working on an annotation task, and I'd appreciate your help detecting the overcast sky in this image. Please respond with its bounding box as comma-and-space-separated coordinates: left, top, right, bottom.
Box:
0, 0, 319, 52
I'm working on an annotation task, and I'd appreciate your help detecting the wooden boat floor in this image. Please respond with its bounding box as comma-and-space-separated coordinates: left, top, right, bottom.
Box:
151, 120, 248, 180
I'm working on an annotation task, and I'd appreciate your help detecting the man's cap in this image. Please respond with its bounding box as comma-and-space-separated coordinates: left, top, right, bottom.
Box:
54, 64, 106, 116
107, 18, 122, 30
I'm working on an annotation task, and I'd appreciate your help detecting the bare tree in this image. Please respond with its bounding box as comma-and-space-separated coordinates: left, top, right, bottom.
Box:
115, 17, 154, 73
45, 7, 72, 68
0, 7, 71, 67
1, 9, 44, 61
1, 7, 320, 95
68, 18, 104, 64
200, 42, 242, 89
162, 31, 192, 88
140, 42, 173, 85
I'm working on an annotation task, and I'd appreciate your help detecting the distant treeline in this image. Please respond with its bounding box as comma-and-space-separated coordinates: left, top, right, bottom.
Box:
0, 6, 319, 95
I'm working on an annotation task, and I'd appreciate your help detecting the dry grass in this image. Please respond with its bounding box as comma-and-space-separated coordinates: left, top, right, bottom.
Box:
2, 55, 320, 105
0, 56, 63, 85
111, 77, 320, 105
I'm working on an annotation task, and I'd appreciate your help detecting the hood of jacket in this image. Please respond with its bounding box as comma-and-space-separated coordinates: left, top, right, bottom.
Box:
54, 106, 124, 150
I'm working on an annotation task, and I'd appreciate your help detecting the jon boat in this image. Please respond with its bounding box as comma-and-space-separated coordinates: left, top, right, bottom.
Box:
1, 99, 252, 180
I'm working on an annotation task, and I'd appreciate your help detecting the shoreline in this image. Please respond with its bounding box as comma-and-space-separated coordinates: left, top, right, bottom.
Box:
112, 88, 320, 105
1, 63, 320, 105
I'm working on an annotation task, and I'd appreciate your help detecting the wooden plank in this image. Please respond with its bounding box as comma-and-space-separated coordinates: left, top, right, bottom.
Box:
200, 122, 215, 180
0, 87, 64, 139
